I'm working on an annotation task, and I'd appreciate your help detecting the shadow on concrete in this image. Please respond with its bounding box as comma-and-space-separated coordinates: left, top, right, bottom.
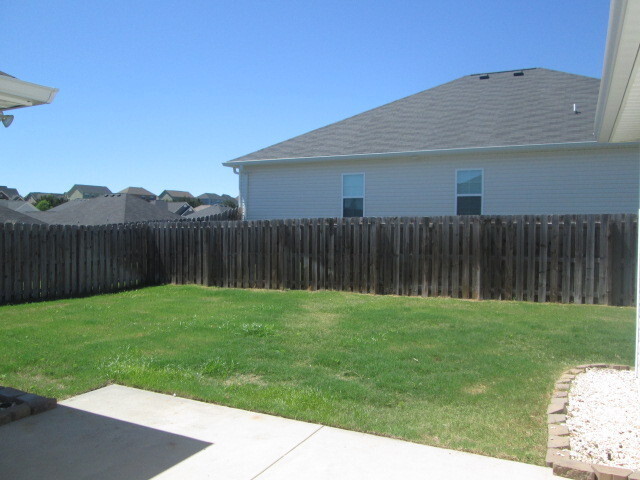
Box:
0, 405, 212, 480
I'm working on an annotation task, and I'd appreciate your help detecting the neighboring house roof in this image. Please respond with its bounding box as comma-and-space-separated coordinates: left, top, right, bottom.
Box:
0, 186, 22, 200
185, 205, 231, 218
0, 205, 46, 225
198, 193, 222, 201
160, 190, 194, 199
153, 200, 193, 216
25, 192, 65, 202
227, 68, 601, 164
30, 194, 181, 225
67, 184, 112, 196
118, 187, 156, 196
0, 199, 39, 213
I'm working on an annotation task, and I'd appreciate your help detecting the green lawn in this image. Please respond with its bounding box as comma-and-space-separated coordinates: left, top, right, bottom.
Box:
0, 285, 634, 465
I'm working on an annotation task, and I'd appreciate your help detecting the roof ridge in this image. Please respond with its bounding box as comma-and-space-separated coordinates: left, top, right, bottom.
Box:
468, 67, 539, 76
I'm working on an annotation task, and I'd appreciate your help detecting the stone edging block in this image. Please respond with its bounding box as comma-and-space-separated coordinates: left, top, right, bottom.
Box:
546, 364, 637, 480
0, 385, 57, 427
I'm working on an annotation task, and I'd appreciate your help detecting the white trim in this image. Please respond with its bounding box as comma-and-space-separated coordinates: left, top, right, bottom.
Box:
455, 168, 484, 215
637, 207, 640, 377
341, 172, 365, 218
0, 75, 58, 111
221, 142, 640, 168
595, 0, 640, 143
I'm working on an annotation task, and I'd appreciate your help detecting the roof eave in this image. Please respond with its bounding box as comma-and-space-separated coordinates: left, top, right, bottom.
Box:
595, 0, 640, 143
223, 141, 637, 167
0, 75, 58, 111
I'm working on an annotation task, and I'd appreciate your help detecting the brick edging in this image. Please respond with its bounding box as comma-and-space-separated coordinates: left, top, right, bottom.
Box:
0, 386, 57, 426
546, 364, 639, 480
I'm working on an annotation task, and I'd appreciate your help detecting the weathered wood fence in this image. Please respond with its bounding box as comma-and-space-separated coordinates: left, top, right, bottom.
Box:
1, 214, 637, 306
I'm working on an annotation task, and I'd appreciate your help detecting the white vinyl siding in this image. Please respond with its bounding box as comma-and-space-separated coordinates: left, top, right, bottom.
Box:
239, 145, 639, 220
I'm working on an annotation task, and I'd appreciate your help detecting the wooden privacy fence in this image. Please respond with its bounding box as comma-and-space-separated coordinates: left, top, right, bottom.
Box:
148, 214, 637, 306
0, 222, 152, 304
0, 214, 637, 306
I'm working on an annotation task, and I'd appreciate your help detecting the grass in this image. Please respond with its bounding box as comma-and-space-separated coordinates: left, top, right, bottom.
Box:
0, 285, 634, 465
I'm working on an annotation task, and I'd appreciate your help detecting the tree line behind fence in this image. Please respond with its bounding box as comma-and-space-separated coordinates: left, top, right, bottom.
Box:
0, 214, 636, 306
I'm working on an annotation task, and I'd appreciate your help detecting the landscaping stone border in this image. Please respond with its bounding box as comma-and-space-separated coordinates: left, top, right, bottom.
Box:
0, 386, 56, 426
546, 364, 639, 480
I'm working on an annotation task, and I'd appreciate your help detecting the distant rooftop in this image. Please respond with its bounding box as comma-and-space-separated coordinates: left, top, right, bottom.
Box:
67, 184, 112, 195
30, 194, 180, 225
118, 187, 156, 196
161, 190, 194, 198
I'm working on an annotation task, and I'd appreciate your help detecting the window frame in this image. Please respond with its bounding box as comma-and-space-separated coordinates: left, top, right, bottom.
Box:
341, 172, 365, 218
455, 168, 484, 215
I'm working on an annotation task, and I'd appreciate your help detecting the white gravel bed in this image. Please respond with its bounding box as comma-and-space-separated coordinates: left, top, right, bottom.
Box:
565, 368, 640, 470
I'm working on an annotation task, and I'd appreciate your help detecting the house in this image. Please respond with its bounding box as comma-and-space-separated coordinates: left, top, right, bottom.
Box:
197, 193, 223, 205
224, 68, 639, 220
0, 199, 40, 214
0, 186, 23, 201
66, 184, 112, 200
158, 190, 194, 202
25, 192, 65, 205
118, 187, 156, 201
29, 194, 181, 225
197, 193, 237, 206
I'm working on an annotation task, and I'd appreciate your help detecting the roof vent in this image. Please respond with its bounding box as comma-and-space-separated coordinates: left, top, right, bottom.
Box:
479, 74, 489, 80
513, 71, 524, 77
573, 103, 580, 114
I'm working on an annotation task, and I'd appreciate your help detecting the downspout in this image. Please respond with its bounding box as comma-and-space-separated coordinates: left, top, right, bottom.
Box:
637, 146, 640, 378
232, 166, 246, 219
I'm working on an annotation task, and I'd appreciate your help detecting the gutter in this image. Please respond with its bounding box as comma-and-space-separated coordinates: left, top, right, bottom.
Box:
0, 75, 58, 110
222, 141, 638, 167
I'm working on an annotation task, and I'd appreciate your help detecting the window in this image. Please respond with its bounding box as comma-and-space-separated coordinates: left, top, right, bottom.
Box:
342, 173, 364, 217
456, 169, 482, 215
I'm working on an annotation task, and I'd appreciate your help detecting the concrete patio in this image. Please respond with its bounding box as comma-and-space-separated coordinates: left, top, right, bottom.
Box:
0, 384, 557, 479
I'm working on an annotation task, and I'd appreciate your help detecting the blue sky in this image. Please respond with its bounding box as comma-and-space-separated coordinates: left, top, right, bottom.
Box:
4, 1, 610, 197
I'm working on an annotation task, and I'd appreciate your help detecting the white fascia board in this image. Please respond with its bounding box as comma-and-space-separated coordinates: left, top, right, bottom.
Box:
595, 0, 640, 143
0, 75, 58, 111
222, 141, 637, 167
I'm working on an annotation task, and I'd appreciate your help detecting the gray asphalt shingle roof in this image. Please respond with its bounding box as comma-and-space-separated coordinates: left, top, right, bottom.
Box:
67, 184, 112, 196
30, 194, 181, 225
0, 205, 46, 225
118, 187, 156, 196
160, 190, 194, 199
0, 186, 22, 200
185, 204, 231, 218
0, 199, 39, 213
198, 193, 222, 201
228, 68, 600, 163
